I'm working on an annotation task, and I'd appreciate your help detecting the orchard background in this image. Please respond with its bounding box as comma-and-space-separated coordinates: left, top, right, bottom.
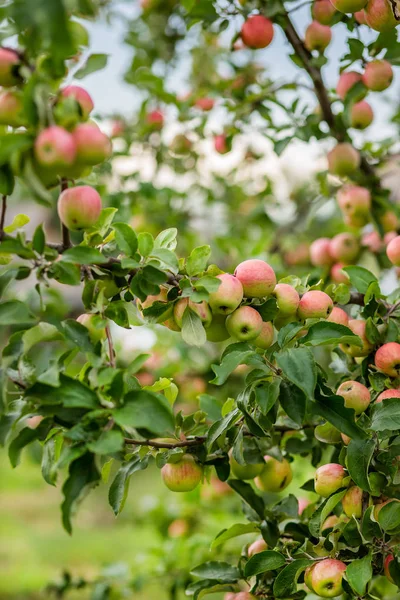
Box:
1, 0, 400, 599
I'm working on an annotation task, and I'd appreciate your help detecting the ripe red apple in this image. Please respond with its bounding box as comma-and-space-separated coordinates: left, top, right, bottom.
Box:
362, 230, 383, 253
254, 456, 293, 493
312, 0, 337, 24
0, 90, 23, 127
337, 184, 371, 227
364, 0, 399, 31
208, 273, 244, 315
305, 21, 332, 52
354, 8, 368, 21
330, 0, 367, 12
226, 305, 263, 341
194, 97, 215, 111
362, 59, 393, 91
375, 342, 400, 377
336, 71, 363, 100
214, 134, 230, 154
77, 313, 106, 343
241, 15, 274, 49
58, 185, 102, 231
384, 554, 395, 583
73, 123, 111, 165
376, 388, 400, 402
34, 125, 76, 169
161, 454, 203, 492
146, 109, 164, 129
310, 238, 334, 267
234, 259, 276, 298
342, 485, 363, 518
253, 321, 274, 349
327, 143, 361, 177
248, 539, 268, 557
26, 415, 44, 429
337, 380, 371, 414
61, 85, 94, 119
330, 232, 359, 262
273, 283, 300, 314
0, 47, 20, 87
297, 290, 333, 320
327, 306, 349, 326
310, 559, 346, 597
330, 263, 350, 284
386, 235, 400, 266
340, 318, 373, 357
173, 298, 212, 329
314, 463, 347, 497
230, 451, 264, 480
206, 315, 230, 342
350, 100, 374, 129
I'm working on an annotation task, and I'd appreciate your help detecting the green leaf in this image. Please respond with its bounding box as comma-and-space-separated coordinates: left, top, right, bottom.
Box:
254, 379, 280, 415
150, 248, 179, 274
0, 133, 33, 165
347, 439, 376, 492
371, 398, 400, 431
26, 375, 99, 409
113, 390, 175, 436
32, 224, 45, 254
255, 298, 279, 322
154, 228, 177, 250
273, 559, 313, 598
191, 562, 239, 583
113, 222, 138, 256
22, 322, 63, 353
276, 348, 316, 399
211, 523, 260, 550
0, 163, 15, 195
186, 245, 211, 277
108, 455, 149, 515
346, 552, 372, 596
61, 453, 100, 534
181, 307, 206, 346
206, 408, 241, 450
378, 500, 400, 533
88, 430, 124, 455
309, 489, 347, 537
343, 266, 378, 294
279, 380, 306, 425
313, 386, 368, 441
74, 53, 108, 79
138, 232, 154, 257
244, 551, 286, 577
41, 433, 63, 486
62, 319, 93, 353
61, 246, 107, 265
8, 419, 49, 467
301, 322, 362, 347
211, 343, 263, 386
228, 479, 265, 520
3, 213, 29, 234
0, 300, 35, 325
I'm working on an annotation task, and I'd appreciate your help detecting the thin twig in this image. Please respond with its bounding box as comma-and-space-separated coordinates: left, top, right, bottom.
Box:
60, 179, 71, 250
124, 436, 206, 448
105, 323, 116, 368
0, 195, 7, 240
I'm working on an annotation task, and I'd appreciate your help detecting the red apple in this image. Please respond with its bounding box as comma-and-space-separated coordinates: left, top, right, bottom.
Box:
58, 185, 102, 231
61, 85, 94, 119
234, 259, 276, 298
161, 454, 203, 492
305, 21, 332, 52
34, 125, 76, 169
315, 463, 347, 497
374, 342, 400, 377
73, 123, 111, 165
241, 15, 274, 49
363, 59, 393, 91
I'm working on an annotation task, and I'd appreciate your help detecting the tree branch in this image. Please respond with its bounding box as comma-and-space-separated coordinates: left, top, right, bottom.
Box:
105, 323, 116, 368
124, 436, 206, 448
0, 195, 7, 240
60, 179, 71, 250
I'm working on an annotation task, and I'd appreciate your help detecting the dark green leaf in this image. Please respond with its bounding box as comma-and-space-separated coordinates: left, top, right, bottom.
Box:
273, 559, 313, 598
26, 375, 99, 409
228, 479, 265, 520
279, 381, 306, 425
88, 430, 124, 455
61, 246, 107, 265
0, 300, 35, 325
371, 398, 400, 431
191, 562, 239, 583
301, 322, 362, 347
108, 455, 149, 515
342, 266, 378, 294
61, 453, 100, 534
181, 307, 206, 346
244, 551, 286, 577
347, 438, 376, 492
211, 523, 260, 550
113, 390, 174, 436
113, 222, 138, 256
346, 552, 372, 596
276, 348, 316, 399
74, 53, 108, 79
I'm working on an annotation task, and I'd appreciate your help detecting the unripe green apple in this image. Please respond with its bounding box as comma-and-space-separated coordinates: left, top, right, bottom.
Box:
73, 123, 112, 165
330, 0, 367, 12
314, 463, 347, 497
61, 85, 94, 119
376, 388, 400, 402
310, 237, 333, 267
329, 232, 359, 262
273, 283, 300, 314
315, 422, 342, 443
58, 185, 102, 231
161, 454, 203, 492
206, 315, 230, 342
0, 90, 24, 127
327, 306, 349, 326
337, 380, 371, 414
76, 313, 106, 343
310, 559, 346, 598
173, 298, 212, 329
297, 290, 333, 320
374, 342, 400, 377
364, 0, 399, 31
226, 306, 263, 341
381, 210, 399, 233
384, 554, 395, 583
230, 451, 264, 480
327, 143, 360, 177
342, 485, 363, 518
253, 321, 274, 349
241, 15, 274, 49
350, 100, 374, 129
234, 259, 276, 298
254, 456, 293, 493
386, 235, 400, 266
34, 125, 77, 169
336, 71, 363, 100
208, 273, 244, 315
0, 47, 20, 87
304, 564, 316, 592
248, 539, 268, 557
312, 0, 337, 24
362, 59, 393, 91
304, 21, 332, 53
340, 319, 373, 357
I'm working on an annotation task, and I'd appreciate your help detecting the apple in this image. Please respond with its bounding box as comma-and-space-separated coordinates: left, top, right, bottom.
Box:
57, 185, 102, 231
73, 123, 112, 165
214, 134, 230, 154
304, 564, 316, 592
161, 454, 203, 492
375, 342, 400, 377
337, 184, 371, 227
194, 97, 215, 111
384, 554, 395, 583
336, 71, 363, 100
330, 0, 367, 12
224, 594, 237, 600
310, 237, 334, 267
273, 283, 300, 314
0, 47, 20, 87
0, 90, 23, 127
386, 235, 400, 266
381, 210, 399, 232
206, 315, 230, 342
364, 0, 399, 31
241, 15, 274, 49
170, 133, 192, 155
310, 559, 346, 598
314, 463, 347, 497
173, 298, 212, 329
327, 306, 349, 326
315, 422, 342, 443
354, 8, 368, 22
34, 125, 76, 169
297, 290, 333, 320
312, 0, 337, 24
362, 230, 383, 253
305, 21, 332, 52
235, 593, 255, 600
363, 59, 393, 91
376, 388, 400, 402
330, 263, 350, 284
342, 485, 363, 518
284, 243, 310, 266
298, 498, 311, 514
234, 259, 276, 298
146, 109, 164, 129
337, 380, 371, 414
254, 456, 293, 493
248, 539, 268, 557
341, 432, 351, 445
61, 85, 94, 119
76, 313, 106, 343
330, 232, 359, 262
340, 319, 373, 357
226, 306, 263, 341
230, 451, 264, 480
208, 273, 244, 315
26, 415, 44, 429
253, 321, 274, 349
168, 518, 189, 538
350, 100, 374, 129
321, 515, 341, 531
327, 143, 360, 176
